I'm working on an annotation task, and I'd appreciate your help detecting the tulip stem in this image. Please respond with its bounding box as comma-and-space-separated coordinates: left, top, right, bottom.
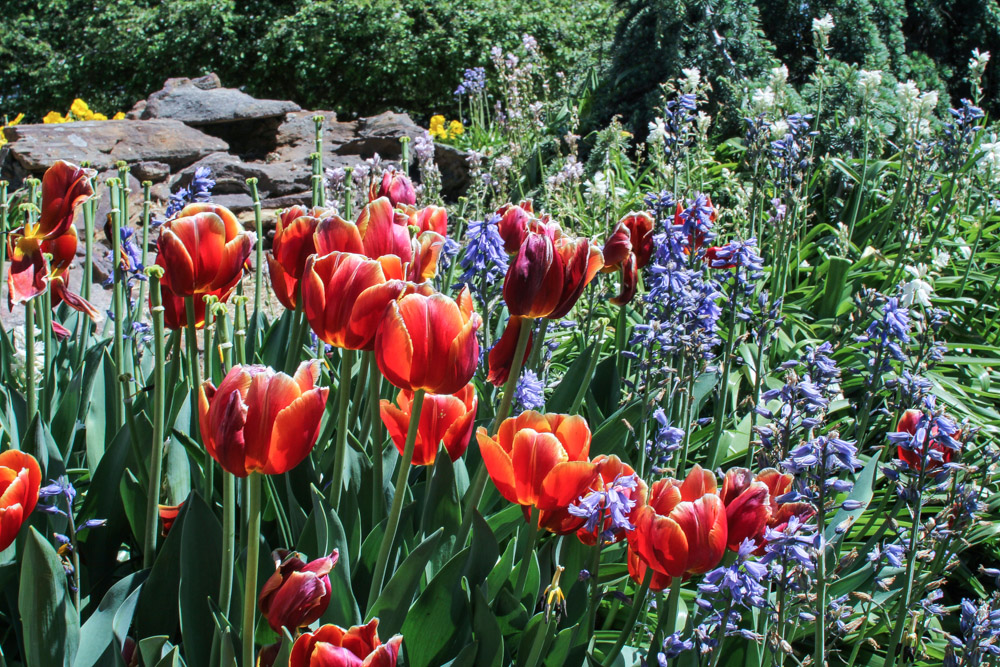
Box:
248, 178, 264, 357
185, 296, 209, 501
40, 285, 53, 421
24, 298, 37, 429
331, 348, 355, 510
456, 318, 534, 550
367, 388, 425, 613
219, 472, 235, 617
600, 569, 652, 667
143, 271, 167, 568
586, 539, 603, 635
242, 472, 262, 667
648, 576, 682, 665
110, 196, 126, 431
368, 351, 385, 517
284, 303, 306, 374
513, 506, 541, 602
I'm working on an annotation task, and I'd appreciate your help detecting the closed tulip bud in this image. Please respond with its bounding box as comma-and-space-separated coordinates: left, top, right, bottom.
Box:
301, 252, 407, 351
259, 550, 338, 632
0, 451, 41, 551
503, 232, 603, 320
290, 620, 402, 667
198, 361, 328, 477
370, 170, 416, 207
380, 383, 478, 466
627, 465, 728, 590
478, 411, 600, 524
374, 285, 481, 395
154, 203, 255, 298
486, 316, 534, 387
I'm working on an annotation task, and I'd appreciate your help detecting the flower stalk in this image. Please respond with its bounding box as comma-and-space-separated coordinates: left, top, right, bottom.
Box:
330, 348, 355, 509
143, 267, 167, 568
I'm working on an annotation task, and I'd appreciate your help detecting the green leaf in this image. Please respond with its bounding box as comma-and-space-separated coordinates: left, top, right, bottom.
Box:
135, 495, 190, 639
179, 493, 223, 667
367, 528, 444, 637
548, 343, 594, 412
73, 570, 147, 667
19, 527, 80, 667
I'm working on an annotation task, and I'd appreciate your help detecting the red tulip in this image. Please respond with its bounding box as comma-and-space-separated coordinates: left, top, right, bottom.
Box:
495, 201, 561, 253
198, 361, 328, 477
601, 212, 654, 306
374, 285, 481, 395
503, 232, 603, 319
627, 464, 727, 590
290, 620, 402, 667
370, 170, 416, 207
754, 468, 815, 544
154, 202, 254, 298
259, 549, 339, 632
355, 198, 445, 282
300, 252, 407, 351
39, 223, 101, 323
159, 281, 235, 330
895, 409, 958, 471
400, 205, 448, 236
574, 455, 647, 545
719, 467, 771, 551
0, 450, 41, 551
380, 383, 477, 466
673, 196, 717, 253
7, 161, 94, 307
477, 411, 600, 520
486, 315, 534, 387
268, 207, 340, 310
158, 503, 183, 536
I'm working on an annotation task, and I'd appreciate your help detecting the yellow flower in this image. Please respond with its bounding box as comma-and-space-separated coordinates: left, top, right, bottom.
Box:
90, 112, 108, 121
69, 98, 91, 120
112, 112, 125, 120
429, 114, 446, 129
43, 111, 68, 124
448, 120, 464, 136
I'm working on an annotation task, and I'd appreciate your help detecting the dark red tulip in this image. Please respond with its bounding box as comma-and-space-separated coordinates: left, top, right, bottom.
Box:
601, 212, 654, 306
503, 232, 603, 319
198, 361, 328, 477
370, 170, 416, 207
259, 549, 339, 632
380, 383, 478, 466
356, 198, 445, 282
895, 409, 958, 472
721, 467, 814, 554
486, 315, 534, 387
290, 620, 402, 667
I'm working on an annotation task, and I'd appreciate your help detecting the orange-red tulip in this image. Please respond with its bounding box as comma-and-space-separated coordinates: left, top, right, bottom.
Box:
895, 409, 958, 471
380, 383, 478, 466
374, 285, 481, 395
627, 464, 727, 590
720, 468, 814, 554
7, 161, 94, 307
503, 231, 603, 319
267, 207, 340, 310
290, 620, 402, 667
155, 202, 254, 298
0, 450, 41, 551
574, 455, 647, 545
601, 212, 654, 306
357, 198, 444, 282
159, 281, 235, 330
370, 170, 416, 207
198, 361, 328, 477
486, 315, 534, 387
400, 205, 448, 236
259, 549, 338, 633
478, 411, 600, 519
301, 252, 407, 351
158, 503, 183, 537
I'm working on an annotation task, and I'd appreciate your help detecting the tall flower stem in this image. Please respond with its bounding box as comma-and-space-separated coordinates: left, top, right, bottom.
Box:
0, 181, 7, 288
24, 298, 37, 427
185, 296, 209, 500
135, 181, 153, 326
312, 116, 325, 208
284, 303, 306, 373
513, 506, 541, 601
814, 463, 828, 667
40, 282, 53, 420
527, 319, 549, 371
330, 348, 355, 509
248, 178, 264, 357
242, 472, 262, 667
367, 351, 385, 516
143, 269, 167, 568
571, 322, 605, 414
109, 186, 126, 430
601, 570, 652, 667
586, 539, 604, 635
343, 168, 354, 220
216, 311, 236, 643
366, 388, 426, 612
456, 318, 534, 549
883, 463, 928, 667
707, 276, 741, 469
647, 575, 682, 665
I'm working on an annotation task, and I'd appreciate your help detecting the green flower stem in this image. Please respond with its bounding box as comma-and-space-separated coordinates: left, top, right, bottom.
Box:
570, 321, 605, 414
368, 351, 385, 516
586, 539, 604, 635
284, 303, 306, 373
248, 179, 264, 357
647, 575, 682, 665
311, 152, 323, 209
143, 270, 167, 568
330, 348, 355, 510
706, 273, 742, 470
348, 352, 369, 427
185, 296, 209, 501
513, 506, 541, 602
400, 136, 411, 175
110, 189, 126, 430
242, 472, 262, 667
135, 181, 152, 326
24, 298, 37, 428
0, 181, 7, 286
527, 318, 549, 371
203, 298, 216, 382
343, 168, 354, 220
366, 388, 426, 612
456, 318, 534, 550
815, 460, 828, 667
216, 305, 235, 633
523, 613, 551, 667
600, 569, 652, 667
40, 283, 53, 421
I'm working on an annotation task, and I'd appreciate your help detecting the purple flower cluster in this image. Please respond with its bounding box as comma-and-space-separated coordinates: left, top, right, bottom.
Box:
943, 597, 1000, 667
513, 369, 545, 411
164, 166, 214, 219
455, 214, 508, 305
769, 113, 815, 187
567, 473, 638, 542
455, 67, 487, 97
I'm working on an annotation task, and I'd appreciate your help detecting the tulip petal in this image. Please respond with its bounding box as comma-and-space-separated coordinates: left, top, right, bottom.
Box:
477, 429, 519, 505
260, 387, 327, 475
671, 495, 728, 575
553, 414, 591, 461
511, 431, 566, 508
315, 215, 365, 256
374, 302, 414, 391
539, 460, 599, 510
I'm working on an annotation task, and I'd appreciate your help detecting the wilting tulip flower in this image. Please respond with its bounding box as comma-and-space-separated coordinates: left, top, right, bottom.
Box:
627, 464, 727, 591
154, 202, 254, 298
503, 232, 603, 319
370, 170, 416, 207
0, 450, 41, 551
198, 361, 328, 477
894, 409, 959, 471
259, 549, 338, 632
7, 160, 94, 307
40, 222, 101, 324
380, 383, 477, 466
300, 252, 406, 350
374, 285, 481, 395
290, 620, 402, 667
601, 212, 654, 306
478, 411, 600, 522
487, 316, 534, 387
